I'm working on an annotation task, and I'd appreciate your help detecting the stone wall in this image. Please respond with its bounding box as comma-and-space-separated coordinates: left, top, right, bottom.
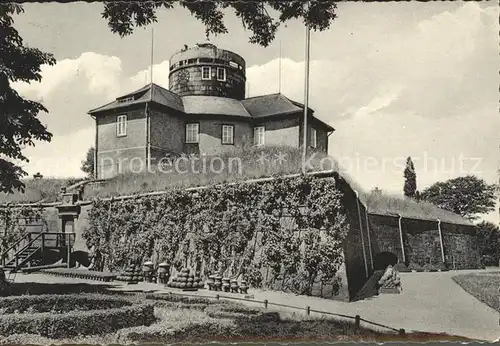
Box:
333, 173, 373, 301
368, 212, 480, 269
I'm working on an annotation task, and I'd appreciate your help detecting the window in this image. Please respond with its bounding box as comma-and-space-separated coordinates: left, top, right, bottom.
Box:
253, 126, 265, 146
222, 125, 234, 145
217, 67, 226, 81
201, 66, 211, 80
185, 123, 199, 143
117, 115, 127, 137
310, 128, 317, 148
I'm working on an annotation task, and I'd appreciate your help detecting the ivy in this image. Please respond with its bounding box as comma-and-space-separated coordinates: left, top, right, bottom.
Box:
0, 206, 47, 253
83, 175, 349, 296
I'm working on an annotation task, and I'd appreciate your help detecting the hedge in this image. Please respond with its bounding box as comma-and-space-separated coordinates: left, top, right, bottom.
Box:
0, 296, 155, 338
0, 294, 130, 314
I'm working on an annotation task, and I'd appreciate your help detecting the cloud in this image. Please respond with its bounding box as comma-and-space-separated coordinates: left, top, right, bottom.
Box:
245, 2, 498, 197
9, 2, 497, 226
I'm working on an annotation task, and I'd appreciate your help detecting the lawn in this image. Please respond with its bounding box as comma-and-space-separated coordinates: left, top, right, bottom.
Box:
452, 273, 500, 312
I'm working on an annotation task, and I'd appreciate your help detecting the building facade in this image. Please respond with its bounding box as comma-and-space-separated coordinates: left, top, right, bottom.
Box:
88, 43, 334, 179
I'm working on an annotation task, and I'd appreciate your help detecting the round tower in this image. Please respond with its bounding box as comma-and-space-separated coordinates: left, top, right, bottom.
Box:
168, 42, 246, 100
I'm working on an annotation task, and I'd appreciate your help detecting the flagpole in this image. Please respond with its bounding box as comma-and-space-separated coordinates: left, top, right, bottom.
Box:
302, 23, 310, 174
150, 26, 154, 85
278, 40, 282, 94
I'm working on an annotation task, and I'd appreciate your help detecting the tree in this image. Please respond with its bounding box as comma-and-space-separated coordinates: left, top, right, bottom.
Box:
420, 175, 497, 220
101, 1, 338, 47
476, 221, 500, 266
403, 157, 417, 198
81, 147, 95, 179
0, 4, 55, 193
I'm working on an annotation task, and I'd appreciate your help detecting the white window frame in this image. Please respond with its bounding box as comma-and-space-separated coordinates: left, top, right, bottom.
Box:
310, 127, 317, 148
116, 115, 127, 137
201, 66, 211, 80
253, 126, 265, 146
222, 125, 234, 145
185, 123, 199, 144
217, 67, 226, 81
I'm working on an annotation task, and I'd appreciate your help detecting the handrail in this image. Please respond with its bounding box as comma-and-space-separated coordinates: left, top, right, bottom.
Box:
2, 232, 76, 268
1, 233, 30, 260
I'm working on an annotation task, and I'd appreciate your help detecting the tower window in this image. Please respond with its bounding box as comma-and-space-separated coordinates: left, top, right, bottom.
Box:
185, 123, 199, 143
253, 126, 265, 146
217, 67, 226, 81
201, 66, 211, 80
117, 115, 127, 137
222, 125, 234, 145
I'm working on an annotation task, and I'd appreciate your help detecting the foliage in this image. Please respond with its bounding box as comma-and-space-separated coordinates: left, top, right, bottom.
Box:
475, 221, 500, 266
0, 4, 56, 193
403, 157, 417, 198
83, 175, 349, 295
0, 205, 47, 254
101, 1, 338, 47
81, 147, 95, 179
82, 146, 335, 200
0, 300, 155, 339
0, 294, 131, 314
452, 273, 500, 312
0, 178, 78, 203
420, 175, 497, 220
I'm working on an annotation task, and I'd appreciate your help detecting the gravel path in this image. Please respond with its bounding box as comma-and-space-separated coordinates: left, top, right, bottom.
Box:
10, 269, 500, 341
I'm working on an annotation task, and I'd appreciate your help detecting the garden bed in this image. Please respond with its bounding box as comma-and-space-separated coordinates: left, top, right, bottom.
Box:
0, 294, 155, 338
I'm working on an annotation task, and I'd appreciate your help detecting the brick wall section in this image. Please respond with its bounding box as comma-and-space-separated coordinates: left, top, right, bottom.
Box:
149, 108, 184, 154
256, 117, 300, 148
441, 222, 481, 269
184, 117, 253, 156
169, 64, 246, 100
368, 213, 404, 263
298, 116, 329, 152
95, 106, 147, 179
367, 212, 481, 269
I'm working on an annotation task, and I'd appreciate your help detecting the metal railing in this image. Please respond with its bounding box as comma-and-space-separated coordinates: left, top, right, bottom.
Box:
151, 290, 406, 336
1, 232, 75, 269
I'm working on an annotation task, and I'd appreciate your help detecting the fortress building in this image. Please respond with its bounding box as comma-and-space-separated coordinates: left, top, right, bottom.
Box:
88, 42, 334, 179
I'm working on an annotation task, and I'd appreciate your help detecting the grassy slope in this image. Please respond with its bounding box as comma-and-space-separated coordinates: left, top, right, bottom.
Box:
452, 273, 500, 312
1, 146, 470, 226
0, 178, 84, 204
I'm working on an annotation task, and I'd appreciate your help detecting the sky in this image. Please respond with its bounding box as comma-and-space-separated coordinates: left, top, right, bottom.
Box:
9, 2, 499, 223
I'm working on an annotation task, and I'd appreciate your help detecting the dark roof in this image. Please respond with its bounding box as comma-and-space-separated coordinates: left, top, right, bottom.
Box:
241, 93, 302, 118
88, 83, 183, 114
87, 85, 334, 131
182, 96, 251, 118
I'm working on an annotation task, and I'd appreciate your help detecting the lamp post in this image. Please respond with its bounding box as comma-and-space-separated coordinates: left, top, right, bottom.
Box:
301, 23, 311, 174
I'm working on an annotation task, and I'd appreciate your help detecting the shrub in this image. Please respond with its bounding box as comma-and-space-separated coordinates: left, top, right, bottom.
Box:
407, 263, 421, 271
0, 295, 155, 338
0, 294, 130, 314
204, 303, 263, 320
394, 263, 410, 272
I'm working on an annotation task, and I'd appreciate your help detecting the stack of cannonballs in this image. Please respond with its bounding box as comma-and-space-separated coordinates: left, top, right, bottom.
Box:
167, 268, 204, 290
116, 263, 142, 284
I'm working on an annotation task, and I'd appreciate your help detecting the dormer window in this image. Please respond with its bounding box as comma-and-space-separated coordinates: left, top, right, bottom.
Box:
217, 67, 226, 81
202, 66, 211, 80
118, 96, 134, 104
